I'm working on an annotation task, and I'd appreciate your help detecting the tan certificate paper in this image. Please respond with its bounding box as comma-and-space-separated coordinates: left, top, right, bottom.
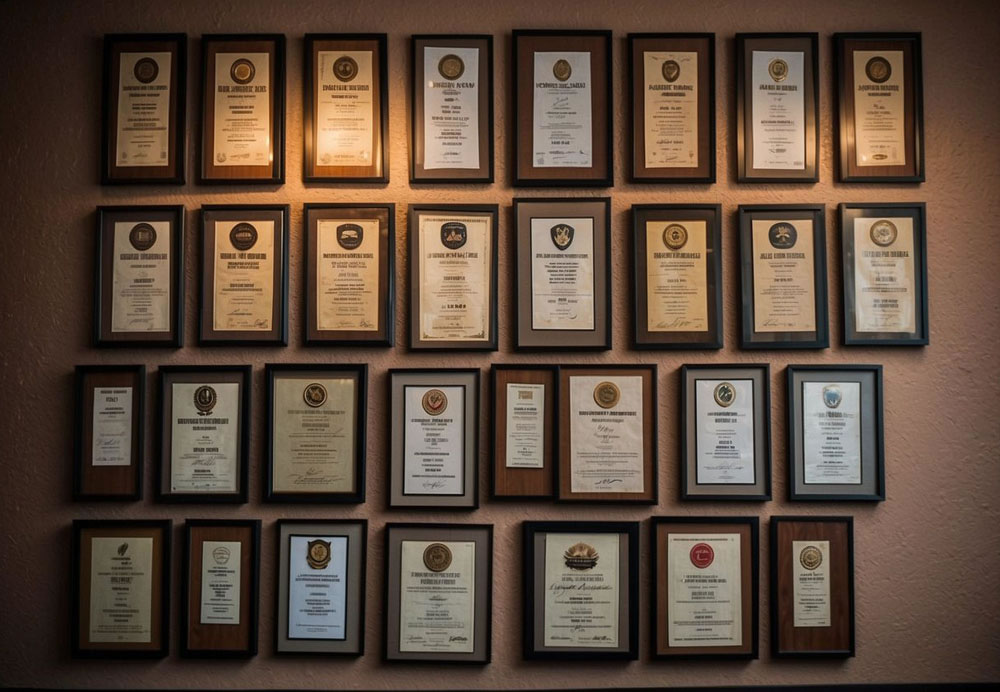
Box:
803, 382, 861, 484
667, 534, 742, 647
643, 51, 698, 168
569, 376, 644, 493
505, 383, 545, 469
418, 216, 491, 342
695, 380, 755, 484
92, 387, 132, 467
646, 221, 708, 332
213, 53, 270, 166
751, 219, 815, 332
532, 52, 592, 167
544, 533, 619, 648
853, 50, 905, 166
112, 221, 171, 333
213, 220, 275, 331
89, 536, 153, 643
170, 382, 239, 492
751, 50, 805, 170
854, 217, 915, 332
424, 47, 480, 169
403, 386, 465, 495
530, 218, 595, 330
316, 219, 379, 332
316, 51, 374, 167
116, 52, 171, 167
399, 540, 475, 653
792, 540, 830, 627
200, 541, 241, 625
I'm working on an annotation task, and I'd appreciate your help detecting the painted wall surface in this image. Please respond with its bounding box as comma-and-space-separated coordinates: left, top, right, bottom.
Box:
1, 0, 998, 688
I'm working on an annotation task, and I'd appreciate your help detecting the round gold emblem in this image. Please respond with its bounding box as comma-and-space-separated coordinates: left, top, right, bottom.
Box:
423, 543, 452, 572
438, 54, 465, 80
593, 381, 621, 409
714, 382, 736, 408
768, 58, 789, 82
230, 58, 255, 85
303, 383, 327, 408
870, 219, 898, 247
333, 56, 359, 82
421, 388, 448, 416
799, 545, 823, 571
663, 224, 688, 250
865, 56, 892, 84
553, 58, 572, 81
307, 539, 332, 570
662, 60, 680, 83
133, 57, 159, 84
129, 223, 157, 252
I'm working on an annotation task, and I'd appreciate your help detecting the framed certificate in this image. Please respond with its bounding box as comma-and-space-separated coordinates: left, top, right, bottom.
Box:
835, 33, 924, 183
304, 203, 395, 346
157, 365, 250, 503
738, 204, 829, 349
409, 204, 498, 351
383, 523, 493, 663
94, 205, 184, 348
275, 519, 367, 655
523, 521, 638, 660
388, 369, 479, 509
680, 364, 772, 501
736, 33, 819, 183
557, 365, 657, 504
491, 364, 557, 499
632, 204, 723, 349
200, 205, 289, 345
304, 34, 388, 183
199, 34, 285, 184
265, 364, 367, 504
651, 516, 759, 659
770, 516, 855, 658
840, 202, 928, 346
514, 197, 611, 350
512, 30, 613, 186
180, 519, 260, 658
628, 33, 715, 183
73, 365, 145, 501
786, 365, 885, 502
72, 519, 170, 658
101, 33, 186, 185
411, 35, 493, 183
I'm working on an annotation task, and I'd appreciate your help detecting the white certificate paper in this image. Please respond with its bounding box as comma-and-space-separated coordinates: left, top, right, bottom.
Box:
569, 376, 644, 493
399, 540, 475, 653
116, 52, 171, 167
89, 536, 153, 643
792, 540, 831, 627
646, 220, 708, 332
643, 51, 698, 168
316, 218, 380, 332
288, 535, 348, 640
423, 46, 480, 169
667, 534, 742, 647
170, 382, 239, 492
403, 386, 464, 495
213, 220, 275, 332
213, 53, 270, 166
854, 217, 916, 333
544, 533, 619, 648
695, 380, 755, 484
530, 218, 595, 330
316, 50, 374, 167
505, 383, 545, 469
532, 52, 592, 167
751, 219, 816, 333
112, 220, 171, 333
751, 50, 805, 170
199, 540, 241, 625
803, 382, 862, 484
92, 387, 132, 467
854, 50, 906, 166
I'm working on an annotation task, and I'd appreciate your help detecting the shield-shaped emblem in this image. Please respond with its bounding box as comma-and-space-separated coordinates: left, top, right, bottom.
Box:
551, 223, 574, 250
336, 223, 363, 250
822, 384, 843, 409
440, 222, 467, 250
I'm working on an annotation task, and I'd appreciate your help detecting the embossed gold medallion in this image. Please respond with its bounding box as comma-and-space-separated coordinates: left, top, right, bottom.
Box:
768, 58, 789, 82
133, 57, 159, 84
663, 223, 688, 250
230, 58, 255, 85
421, 388, 448, 416
307, 539, 332, 569
229, 222, 258, 251
865, 56, 891, 84
333, 55, 358, 82
552, 58, 572, 81
423, 543, 452, 572
799, 545, 823, 571
438, 54, 465, 80
303, 383, 327, 408
593, 381, 621, 409
870, 219, 898, 247
129, 223, 157, 252
714, 382, 736, 408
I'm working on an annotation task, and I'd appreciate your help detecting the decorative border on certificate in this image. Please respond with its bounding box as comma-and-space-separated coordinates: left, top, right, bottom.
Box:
490, 364, 558, 499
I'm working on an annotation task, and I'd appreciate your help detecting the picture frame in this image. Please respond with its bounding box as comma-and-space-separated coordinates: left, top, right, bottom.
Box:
490, 364, 557, 499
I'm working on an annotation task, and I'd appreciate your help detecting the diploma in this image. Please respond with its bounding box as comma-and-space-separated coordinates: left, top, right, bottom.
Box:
423, 47, 480, 170
213, 220, 275, 331
116, 52, 171, 167
667, 534, 742, 647
505, 383, 545, 469
316, 219, 380, 332
695, 380, 755, 484
316, 51, 374, 167
213, 53, 270, 166
569, 376, 644, 493
418, 216, 491, 342
543, 533, 619, 648
643, 51, 698, 168
399, 540, 475, 653
111, 221, 171, 333
853, 217, 916, 333
532, 52, 592, 168
751, 50, 805, 170
403, 385, 465, 495
646, 220, 708, 332
792, 540, 831, 627
803, 382, 862, 484
288, 535, 348, 640
89, 536, 153, 643
199, 541, 241, 625
92, 386, 132, 467
530, 218, 595, 330
170, 382, 239, 492
751, 219, 816, 332
853, 51, 906, 166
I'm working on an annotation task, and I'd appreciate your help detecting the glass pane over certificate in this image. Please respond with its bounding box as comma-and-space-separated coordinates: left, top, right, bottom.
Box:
170, 382, 239, 493
802, 382, 862, 485
92, 386, 133, 467
505, 383, 545, 469
89, 536, 154, 643
117, 52, 171, 167
403, 385, 465, 495
213, 220, 275, 332
544, 533, 619, 647
316, 219, 380, 332
667, 534, 742, 647
792, 540, 831, 627
532, 52, 592, 168
423, 46, 480, 169
695, 380, 755, 485
112, 221, 171, 333
199, 540, 241, 625
531, 218, 595, 330
213, 53, 270, 167
288, 534, 348, 640
853, 217, 915, 333
316, 50, 374, 167
569, 376, 644, 493
646, 220, 707, 332
751, 50, 805, 170
399, 540, 476, 653
853, 51, 905, 167
751, 219, 815, 333
643, 51, 698, 168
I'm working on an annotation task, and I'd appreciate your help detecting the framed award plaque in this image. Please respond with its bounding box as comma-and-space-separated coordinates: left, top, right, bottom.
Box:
411, 35, 493, 183
199, 34, 285, 184
275, 519, 367, 655
786, 365, 885, 502
264, 364, 367, 504
157, 365, 251, 503
840, 202, 928, 346
738, 204, 829, 349
632, 204, 723, 349
651, 516, 759, 659
408, 204, 498, 351
512, 30, 613, 186
770, 516, 855, 658
680, 364, 772, 501
72, 519, 170, 658
94, 205, 184, 347
101, 33, 186, 185
491, 364, 557, 499
180, 519, 260, 658
304, 34, 388, 183
74, 364, 145, 501
736, 33, 819, 183
835, 33, 924, 182
628, 33, 715, 183
383, 523, 493, 663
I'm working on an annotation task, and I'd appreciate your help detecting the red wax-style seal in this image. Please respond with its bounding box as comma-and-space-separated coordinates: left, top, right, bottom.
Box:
689, 542, 714, 569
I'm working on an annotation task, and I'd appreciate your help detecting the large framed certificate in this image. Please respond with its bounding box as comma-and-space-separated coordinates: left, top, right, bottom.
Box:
736, 33, 819, 183
411, 35, 493, 183
384, 523, 493, 663
71, 519, 170, 658
199, 34, 285, 184
180, 520, 260, 658
101, 33, 186, 185
304, 34, 388, 183
840, 203, 928, 346
835, 33, 924, 183
265, 364, 367, 504
770, 516, 855, 658
628, 33, 715, 183
651, 516, 759, 659
786, 365, 885, 502
738, 204, 829, 349
491, 364, 557, 499
408, 204, 498, 351
512, 30, 613, 187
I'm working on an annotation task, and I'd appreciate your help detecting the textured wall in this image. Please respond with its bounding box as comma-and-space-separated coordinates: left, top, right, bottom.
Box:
1, 0, 999, 688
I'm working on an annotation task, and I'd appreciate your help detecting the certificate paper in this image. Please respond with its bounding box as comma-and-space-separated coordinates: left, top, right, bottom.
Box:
213, 53, 270, 166
569, 376, 644, 493
646, 220, 708, 332
199, 540, 241, 625
532, 52, 592, 168
544, 533, 619, 648
111, 221, 171, 333
854, 217, 916, 333
399, 540, 475, 653
803, 382, 862, 484
170, 381, 239, 492
92, 387, 132, 467
116, 52, 171, 167
792, 540, 831, 627
288, 535, 348, 640
213, 220, 275, 332
530, 218, 595, 330
316, 50, 374, 167
423, 46, 480, 169
316, 219, 380, 332
89, 536, 153, 643
643, 51, 698, 168
403, 385, 464, 495
695, 380, 755, 484
853, 50, 906, 166
751, 219, 815, 332
751, 50, 805, 170
667, 534, 742, 647
505, 383, 545, 469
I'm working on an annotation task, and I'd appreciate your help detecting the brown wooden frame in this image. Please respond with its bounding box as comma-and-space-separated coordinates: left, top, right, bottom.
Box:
490, 364, 557, 499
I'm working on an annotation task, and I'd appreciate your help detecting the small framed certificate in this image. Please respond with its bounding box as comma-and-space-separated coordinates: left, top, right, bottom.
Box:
157, 365, 251, 503
275, 519, 367, 655
628, 33, 715, 183
73, 364, 145, 501
265, 364, 367, 504
199, 34, 285, 184
304, 34, 388, 183
200, 205, 289, 346
786, 365, 885, 502
388, 369, 480, 509
101, 33, 186, 185
770, 516, 855, 658
738, 204, 829, 349
835, 33, 924, 183
651, 516, 759, 659
409, 204, 498, 351
72, 519, 171, 658
180, 519, 260, 658
491, 364, 557, 499
840, 203, 928, 346
680, 364, 772, 501
736, 33, 819, 183
512, 30, 613, 187
411, 35, 493, 183
384, 523, 493, 663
